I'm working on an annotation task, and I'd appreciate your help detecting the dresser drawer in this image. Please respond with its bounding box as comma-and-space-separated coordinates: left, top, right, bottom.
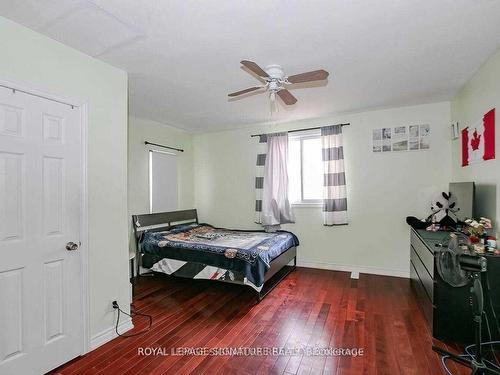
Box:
410, 245, 434, 301
410, 229, 434, 277
410, 260, 433, 327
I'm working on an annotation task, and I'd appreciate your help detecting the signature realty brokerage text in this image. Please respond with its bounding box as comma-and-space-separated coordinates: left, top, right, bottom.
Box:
137, 346, 365, 357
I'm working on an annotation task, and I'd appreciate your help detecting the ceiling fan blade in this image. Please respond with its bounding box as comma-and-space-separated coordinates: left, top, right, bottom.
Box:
240, 60, 269, 78
277, 89, 297, 105
228, 86, 262, 97
287, 69, 329, 84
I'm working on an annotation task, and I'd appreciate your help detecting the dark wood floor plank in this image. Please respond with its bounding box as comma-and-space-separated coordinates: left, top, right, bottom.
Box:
290, 270, 333, 375
49, 268, 460, 375
322, 273, 351, 375
181, 294, 276, 374
216, 291, 287, 374
57, 279, 207, 374
83, 286, 219, 374
148, 291, 256, 374
191, 286, 293, 374
271, 269, 319, 374
118, 290, 240, 374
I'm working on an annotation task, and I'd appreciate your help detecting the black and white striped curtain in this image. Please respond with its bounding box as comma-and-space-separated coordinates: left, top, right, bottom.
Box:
321, 125, 348, 225
254, 134, 267, 224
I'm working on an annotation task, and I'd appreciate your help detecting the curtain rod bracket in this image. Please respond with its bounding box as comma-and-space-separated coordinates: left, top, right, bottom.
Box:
145, 141, 184, 153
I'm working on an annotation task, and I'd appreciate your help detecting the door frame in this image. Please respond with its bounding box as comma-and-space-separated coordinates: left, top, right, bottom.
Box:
0, 77, 91, 354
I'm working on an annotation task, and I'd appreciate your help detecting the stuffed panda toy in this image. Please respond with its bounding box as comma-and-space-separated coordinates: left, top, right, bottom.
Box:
406, 191, 461, 230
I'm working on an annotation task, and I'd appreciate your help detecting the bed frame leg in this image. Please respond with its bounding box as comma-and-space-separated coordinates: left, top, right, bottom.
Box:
255, 256, 297, 303
257, 291, 263, 302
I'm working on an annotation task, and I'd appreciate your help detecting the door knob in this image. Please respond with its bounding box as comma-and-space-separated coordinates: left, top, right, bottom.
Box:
66, 242, 79, 251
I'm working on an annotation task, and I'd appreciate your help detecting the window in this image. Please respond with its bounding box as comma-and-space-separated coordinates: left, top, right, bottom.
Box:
288, 131, 323, 205
149, 150, 178, 213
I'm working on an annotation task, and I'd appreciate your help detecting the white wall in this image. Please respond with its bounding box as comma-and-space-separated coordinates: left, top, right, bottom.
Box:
0, 17, 129, 339
451, 48, 500, 233
128, 116, 194, 252
194, 102, 452, 277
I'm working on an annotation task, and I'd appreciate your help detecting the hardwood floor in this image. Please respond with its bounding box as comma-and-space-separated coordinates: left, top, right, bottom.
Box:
51, 268, 470, 375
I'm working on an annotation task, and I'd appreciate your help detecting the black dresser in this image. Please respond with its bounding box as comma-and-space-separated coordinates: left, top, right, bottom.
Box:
410, 228, 500, 344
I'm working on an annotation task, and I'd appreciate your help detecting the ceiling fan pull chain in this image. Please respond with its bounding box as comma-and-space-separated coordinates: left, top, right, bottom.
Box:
269, 93, 273, 115
269, 91, 278, 114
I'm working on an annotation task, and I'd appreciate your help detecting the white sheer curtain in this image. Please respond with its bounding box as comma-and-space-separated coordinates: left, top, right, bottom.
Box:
260, 133, 295, 231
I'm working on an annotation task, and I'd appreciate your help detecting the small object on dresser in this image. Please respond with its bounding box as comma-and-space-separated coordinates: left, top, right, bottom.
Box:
426, 223, 440, 232
487, 238, 497, 249
473, 244, 485, 254
464, 217, 492, 244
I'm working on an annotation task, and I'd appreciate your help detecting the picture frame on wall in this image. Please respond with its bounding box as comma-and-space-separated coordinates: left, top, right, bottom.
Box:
372, 124, 430, 152
451, 122, 459, 140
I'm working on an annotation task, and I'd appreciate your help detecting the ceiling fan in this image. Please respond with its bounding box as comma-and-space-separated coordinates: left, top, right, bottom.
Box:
228, 60, 329, 109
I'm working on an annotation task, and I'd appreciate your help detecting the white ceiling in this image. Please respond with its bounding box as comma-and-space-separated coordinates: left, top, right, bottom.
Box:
2, 1, 500, 132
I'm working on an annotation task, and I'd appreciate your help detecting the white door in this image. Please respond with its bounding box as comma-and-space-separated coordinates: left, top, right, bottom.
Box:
0, 86, 84, 374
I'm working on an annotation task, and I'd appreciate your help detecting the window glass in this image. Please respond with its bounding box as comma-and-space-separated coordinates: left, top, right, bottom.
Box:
302, 138, 323, 200
288, 138, 301, 203
287, 133, 322, 204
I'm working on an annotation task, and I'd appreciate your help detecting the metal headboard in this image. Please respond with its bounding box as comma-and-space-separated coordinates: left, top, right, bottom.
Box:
131, 209, 198, 276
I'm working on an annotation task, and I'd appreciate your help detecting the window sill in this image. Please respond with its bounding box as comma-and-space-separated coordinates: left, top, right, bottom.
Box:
291, 202, 322, 208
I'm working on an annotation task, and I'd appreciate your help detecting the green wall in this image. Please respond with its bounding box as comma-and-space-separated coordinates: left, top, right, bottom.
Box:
0, 16, 129, 339
193, 102, 452, 277
128, 116, 194, 253
451, 48, 500, 233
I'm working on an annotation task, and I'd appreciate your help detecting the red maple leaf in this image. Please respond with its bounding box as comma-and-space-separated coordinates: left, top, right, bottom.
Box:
471, 130, 481, 151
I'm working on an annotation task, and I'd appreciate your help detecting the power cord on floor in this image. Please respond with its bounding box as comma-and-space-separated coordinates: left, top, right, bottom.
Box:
441, 343, 500, 375
113, 301, 153, 338
483, 310, 500, 366
441, 353, 470, 375
440, 312, 500, 375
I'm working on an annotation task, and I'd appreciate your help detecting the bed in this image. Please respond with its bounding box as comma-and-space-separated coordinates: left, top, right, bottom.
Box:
132, 209, 299, 301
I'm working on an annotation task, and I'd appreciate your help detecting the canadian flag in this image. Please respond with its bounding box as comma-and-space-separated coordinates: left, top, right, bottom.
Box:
462, 108, 495, 166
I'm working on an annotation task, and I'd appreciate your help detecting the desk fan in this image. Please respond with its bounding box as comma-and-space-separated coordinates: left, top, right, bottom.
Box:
433, 233, 500, 374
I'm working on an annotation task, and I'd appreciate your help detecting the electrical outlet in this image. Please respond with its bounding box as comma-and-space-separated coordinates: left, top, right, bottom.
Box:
110, 299, 119, 312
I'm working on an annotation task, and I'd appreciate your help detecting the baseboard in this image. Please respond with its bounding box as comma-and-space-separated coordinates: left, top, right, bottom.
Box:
297, 260, 409, 278
89, 317, 134, 351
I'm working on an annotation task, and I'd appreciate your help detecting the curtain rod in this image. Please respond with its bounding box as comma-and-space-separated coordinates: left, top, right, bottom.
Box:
0, 84, 76, 109
144, 141, 184, 152
250, 123, 350, 138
